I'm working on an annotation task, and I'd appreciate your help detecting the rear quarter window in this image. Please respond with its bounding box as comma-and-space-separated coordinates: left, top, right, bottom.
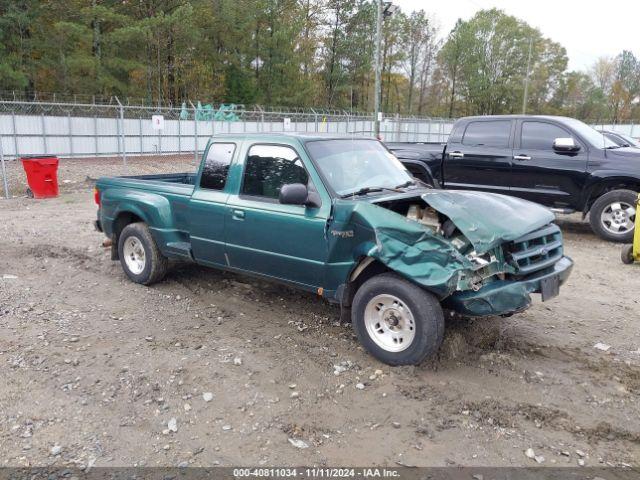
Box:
200, 143, 236, 190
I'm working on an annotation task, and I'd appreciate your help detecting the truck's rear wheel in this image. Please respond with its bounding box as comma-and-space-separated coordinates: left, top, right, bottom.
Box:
118, 222, 168, 285
589, 189, 637, 243
352, 273, 444, 365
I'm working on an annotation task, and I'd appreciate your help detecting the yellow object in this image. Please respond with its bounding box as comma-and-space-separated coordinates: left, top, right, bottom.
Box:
621, 193, 640, 264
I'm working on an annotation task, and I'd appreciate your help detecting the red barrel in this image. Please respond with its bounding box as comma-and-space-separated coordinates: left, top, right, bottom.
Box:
21, 156, 59, 198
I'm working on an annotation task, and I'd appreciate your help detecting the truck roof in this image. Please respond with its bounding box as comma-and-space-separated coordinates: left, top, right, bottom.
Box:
205, 132, 378, 143
458, 114, 578, 123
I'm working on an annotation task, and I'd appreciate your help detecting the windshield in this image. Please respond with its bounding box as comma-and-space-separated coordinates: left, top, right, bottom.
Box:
615, 132, 640, 147
306, 139, 414, 196
563, 118, 618, 148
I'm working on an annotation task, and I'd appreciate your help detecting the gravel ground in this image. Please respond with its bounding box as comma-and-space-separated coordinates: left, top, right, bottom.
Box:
0, 160, 639, 468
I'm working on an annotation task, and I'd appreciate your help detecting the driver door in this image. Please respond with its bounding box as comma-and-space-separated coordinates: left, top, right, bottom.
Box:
511, 120, 589, 209
224, 143, 330, 289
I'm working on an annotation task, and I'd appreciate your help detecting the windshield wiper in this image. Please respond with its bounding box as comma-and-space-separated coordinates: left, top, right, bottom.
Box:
340, 186, 399, 198
341, 180, 420, 198
394, 180, 416, 189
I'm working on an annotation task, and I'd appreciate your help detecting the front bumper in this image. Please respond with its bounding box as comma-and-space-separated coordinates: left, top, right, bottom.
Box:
444, 256, 573, 317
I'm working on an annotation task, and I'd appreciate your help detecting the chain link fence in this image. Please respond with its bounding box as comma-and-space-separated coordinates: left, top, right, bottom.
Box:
0, 100, 453, 161
0, 99, 455, 198
1, 98, 639, 199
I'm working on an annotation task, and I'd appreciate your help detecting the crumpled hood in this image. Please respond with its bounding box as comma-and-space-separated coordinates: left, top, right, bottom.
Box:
420, 190, 555, 254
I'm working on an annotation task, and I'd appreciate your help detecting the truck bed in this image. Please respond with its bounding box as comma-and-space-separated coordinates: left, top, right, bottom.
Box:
97, 173, 196, 196
385, 142, 445, 159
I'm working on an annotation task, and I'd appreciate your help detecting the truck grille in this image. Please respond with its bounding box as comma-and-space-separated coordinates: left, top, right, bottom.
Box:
507, 224, 563, 276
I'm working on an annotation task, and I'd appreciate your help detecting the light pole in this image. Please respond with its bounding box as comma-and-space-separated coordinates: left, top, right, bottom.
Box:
373, 1, 398, 139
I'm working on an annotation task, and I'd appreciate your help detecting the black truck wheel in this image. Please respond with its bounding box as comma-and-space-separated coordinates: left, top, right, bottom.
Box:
351, 273, 444, 365
118, 222, 168, 285
589, 189, 637, 243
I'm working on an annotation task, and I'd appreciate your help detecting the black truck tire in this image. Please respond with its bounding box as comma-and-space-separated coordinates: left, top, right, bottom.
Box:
351, 273, 444, 366
621, 244, 635, 265
589, 189, 637, 243
118, 222, 168, 285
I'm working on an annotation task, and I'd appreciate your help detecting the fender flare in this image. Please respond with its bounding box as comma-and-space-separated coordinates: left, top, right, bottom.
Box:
104, 189, 174, 231
580, 174, 640, 214
399, 159, 440, 187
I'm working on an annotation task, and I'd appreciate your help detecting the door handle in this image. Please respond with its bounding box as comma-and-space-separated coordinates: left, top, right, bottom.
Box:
513, 154, 531, 161
449, 151, 464, 158
231, 209, 245, 220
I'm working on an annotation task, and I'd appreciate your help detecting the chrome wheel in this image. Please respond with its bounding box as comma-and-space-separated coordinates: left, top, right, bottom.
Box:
364, 294, 415, 352
601, 201, 636, 235
123, 236, 146, 275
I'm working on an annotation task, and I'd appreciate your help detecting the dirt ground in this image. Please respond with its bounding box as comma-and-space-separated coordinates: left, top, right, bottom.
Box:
0, 160, 639, 468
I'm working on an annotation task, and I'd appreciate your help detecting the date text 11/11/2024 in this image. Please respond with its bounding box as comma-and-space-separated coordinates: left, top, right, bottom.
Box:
232, 468, 401, 478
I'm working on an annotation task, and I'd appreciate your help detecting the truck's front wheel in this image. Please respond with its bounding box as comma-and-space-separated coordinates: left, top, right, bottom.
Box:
118, 222, 168, 285
352, 273, 444, 365
589, 189, 637, 242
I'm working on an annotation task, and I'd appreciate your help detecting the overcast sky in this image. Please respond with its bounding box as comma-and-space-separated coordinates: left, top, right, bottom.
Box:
393, 0, 640, 71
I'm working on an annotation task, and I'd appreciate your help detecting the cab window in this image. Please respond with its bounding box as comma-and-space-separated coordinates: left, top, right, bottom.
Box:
462, 120, 511, 147
521, 122, 575, 150
241, 145, 309, 200
200, 143, 236, 190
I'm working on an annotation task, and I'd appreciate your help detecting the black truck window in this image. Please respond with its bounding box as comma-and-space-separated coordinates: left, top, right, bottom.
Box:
462, 121, 511, 147
200, 143, 236, 190
242, 145, 309, 200
521, 122, 572, 150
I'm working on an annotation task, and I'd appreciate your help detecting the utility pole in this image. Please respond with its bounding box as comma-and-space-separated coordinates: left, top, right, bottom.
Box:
1, 134, 8, 199
373, 1, 397, 138
522, 37, 533, 114
373, 0, 383, 138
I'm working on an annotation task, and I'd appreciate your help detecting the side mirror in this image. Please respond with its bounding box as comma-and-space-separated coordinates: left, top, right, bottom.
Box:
279, 183, 321, 208
553, 137, 580, 153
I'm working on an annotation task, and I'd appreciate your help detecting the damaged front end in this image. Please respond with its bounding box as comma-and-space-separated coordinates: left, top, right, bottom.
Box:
330, 190, 573, 317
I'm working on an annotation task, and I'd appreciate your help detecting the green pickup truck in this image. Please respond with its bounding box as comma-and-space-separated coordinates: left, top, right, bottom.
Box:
94, 134, 573, 365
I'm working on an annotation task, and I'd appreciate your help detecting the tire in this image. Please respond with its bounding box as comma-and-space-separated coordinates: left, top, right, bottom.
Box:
118, 222, 168, 285
589, 189, 637, 243
621, 244, 635, 265
351, 273, 444, 366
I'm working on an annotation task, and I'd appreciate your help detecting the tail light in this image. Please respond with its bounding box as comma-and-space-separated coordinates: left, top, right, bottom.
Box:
94, 187, 101, 206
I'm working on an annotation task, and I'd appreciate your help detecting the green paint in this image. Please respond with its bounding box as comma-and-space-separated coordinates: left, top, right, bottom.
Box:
96, 134, 573, 317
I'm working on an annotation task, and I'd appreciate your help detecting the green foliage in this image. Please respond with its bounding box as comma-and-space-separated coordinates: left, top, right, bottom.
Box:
0, 2, 637, 121
0, 0, 41, 90
438, 9, 567, 116
224, 63, 257, 104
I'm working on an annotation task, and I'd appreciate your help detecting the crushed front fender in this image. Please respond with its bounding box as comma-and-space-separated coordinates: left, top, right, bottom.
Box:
327, 200, 477, 298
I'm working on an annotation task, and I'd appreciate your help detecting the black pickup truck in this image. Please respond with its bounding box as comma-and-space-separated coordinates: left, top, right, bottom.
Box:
387, 115, 640, 242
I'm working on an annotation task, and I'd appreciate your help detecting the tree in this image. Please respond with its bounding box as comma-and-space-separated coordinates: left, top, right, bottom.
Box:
438, 9, 567, 116
438, 19, 466, 117
0, 0, 638, 124
0, 0, 41, 92
400, 10, 437, 115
